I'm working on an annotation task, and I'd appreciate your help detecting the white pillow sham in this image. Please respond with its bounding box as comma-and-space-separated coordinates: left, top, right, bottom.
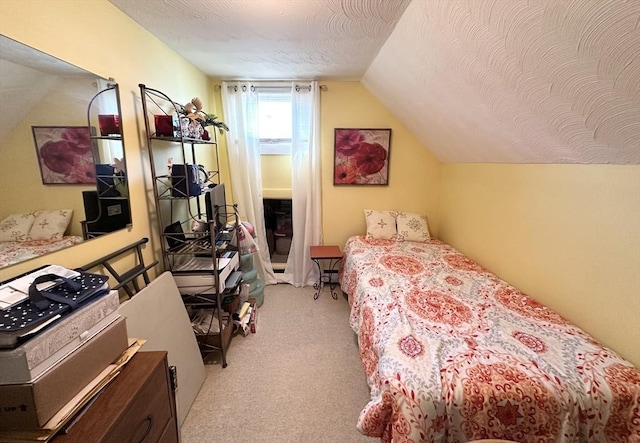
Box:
364, 209, 397, 240
0, 212, 36, 242
27, 209, 73, 241
396, 211, 430, 242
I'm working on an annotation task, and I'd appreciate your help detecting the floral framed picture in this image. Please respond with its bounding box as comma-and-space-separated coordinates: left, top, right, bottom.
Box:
333, 128, 391, 185
32, 126, 96, 184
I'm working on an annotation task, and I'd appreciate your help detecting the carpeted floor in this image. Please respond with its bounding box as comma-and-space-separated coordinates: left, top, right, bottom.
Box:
179, 283, 377, 443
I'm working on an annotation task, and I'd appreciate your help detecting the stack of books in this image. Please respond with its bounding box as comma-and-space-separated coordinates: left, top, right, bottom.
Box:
233, 301, 252, 336
233, 297, 258, 336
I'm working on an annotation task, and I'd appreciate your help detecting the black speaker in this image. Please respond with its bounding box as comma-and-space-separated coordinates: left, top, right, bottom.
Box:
82, 191, 130, 235
82, 191, 100, 222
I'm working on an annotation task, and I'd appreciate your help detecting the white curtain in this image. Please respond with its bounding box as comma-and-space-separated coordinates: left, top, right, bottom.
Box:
281, 81, 322, 286
221, 82, 277, 285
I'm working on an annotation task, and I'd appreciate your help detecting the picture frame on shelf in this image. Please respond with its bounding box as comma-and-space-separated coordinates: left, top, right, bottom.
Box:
333, 128, 391, 186
32, 126, 96, 185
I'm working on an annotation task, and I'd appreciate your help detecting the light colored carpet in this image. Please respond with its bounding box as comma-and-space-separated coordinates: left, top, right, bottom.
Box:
179, 284, 377, 443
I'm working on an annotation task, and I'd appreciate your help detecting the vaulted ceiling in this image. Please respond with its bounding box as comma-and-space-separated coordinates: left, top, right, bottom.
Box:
364, 0, 639, 164
0, 35, 92, 144
110, 0, 639, 164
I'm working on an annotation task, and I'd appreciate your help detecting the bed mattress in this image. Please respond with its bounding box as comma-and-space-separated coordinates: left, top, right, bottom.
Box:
0, 236, 83, 268
339, 235, 640, 442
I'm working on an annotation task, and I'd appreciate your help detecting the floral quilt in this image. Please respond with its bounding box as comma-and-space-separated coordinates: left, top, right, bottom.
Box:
0, 237, 83, 268
339, 235, 640, 443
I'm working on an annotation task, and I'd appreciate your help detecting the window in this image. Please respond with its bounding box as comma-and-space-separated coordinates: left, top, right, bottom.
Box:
257, 87, 292, 155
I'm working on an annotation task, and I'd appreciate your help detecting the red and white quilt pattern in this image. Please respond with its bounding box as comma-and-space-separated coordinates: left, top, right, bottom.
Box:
339, 235, 640, 443
0, 237, 83, 268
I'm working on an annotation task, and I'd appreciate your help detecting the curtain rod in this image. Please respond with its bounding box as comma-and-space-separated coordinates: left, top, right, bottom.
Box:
214, 84, 328, 91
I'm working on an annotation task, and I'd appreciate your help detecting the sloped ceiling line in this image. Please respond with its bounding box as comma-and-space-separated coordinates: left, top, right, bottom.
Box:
363, 0, 640, 164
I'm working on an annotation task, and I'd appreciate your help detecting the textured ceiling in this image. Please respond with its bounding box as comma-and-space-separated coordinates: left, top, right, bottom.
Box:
364, 0, 640, 164
108, 0, 411, 80
104, 1, 640, 164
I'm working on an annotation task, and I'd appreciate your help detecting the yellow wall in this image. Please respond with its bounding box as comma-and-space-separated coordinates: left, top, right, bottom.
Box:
321, 82, 442, 247
224, 81, 442, 249
0, 0, 210, 280
439, 164, 640, 366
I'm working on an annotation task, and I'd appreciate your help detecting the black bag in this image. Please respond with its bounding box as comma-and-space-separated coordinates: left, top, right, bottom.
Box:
171, 164, 208, 197
0, 271, 110, 348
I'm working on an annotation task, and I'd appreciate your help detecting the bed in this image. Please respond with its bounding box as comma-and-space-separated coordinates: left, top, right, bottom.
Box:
0, 237, 83, 268
340, 233, 640, 442
0, 210, 81, 268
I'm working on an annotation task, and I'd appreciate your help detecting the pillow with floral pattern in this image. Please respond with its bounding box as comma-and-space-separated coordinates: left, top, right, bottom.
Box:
395, 212, 430, 242
0, 212, 36, 242
27, 209, 73, 241
364, 209, 397, 240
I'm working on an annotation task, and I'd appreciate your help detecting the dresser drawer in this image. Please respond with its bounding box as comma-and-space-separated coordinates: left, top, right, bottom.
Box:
157, 419, 179, 443
53, 352, 177, 443
105, 356, 173, 443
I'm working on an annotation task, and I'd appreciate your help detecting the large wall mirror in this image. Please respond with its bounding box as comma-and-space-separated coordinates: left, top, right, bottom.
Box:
0, 35, 132, 270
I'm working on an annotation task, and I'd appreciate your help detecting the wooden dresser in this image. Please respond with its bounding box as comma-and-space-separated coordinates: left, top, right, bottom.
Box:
52, 351, 178, 443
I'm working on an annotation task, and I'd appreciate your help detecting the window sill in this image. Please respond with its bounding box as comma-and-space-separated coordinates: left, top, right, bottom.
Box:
262, 188, 291, 199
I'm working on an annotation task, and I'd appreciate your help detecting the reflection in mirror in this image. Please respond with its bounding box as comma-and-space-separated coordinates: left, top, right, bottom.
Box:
0, 35, 132, 269
82, 82, 131, 240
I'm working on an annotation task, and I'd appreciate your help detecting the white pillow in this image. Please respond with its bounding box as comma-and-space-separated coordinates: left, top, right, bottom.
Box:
0, 212, 36, 242
364, 209, 397, 240
396, 212, 430, 242
27, 210, 73, 241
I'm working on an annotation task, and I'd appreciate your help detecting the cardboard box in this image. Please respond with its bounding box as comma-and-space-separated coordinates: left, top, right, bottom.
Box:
0, 290, 120, 384
0, 316, 128, 430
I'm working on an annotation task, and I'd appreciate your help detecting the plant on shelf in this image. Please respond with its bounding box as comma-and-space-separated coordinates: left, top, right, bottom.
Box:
177, 97, 229, 140
111, 157, 128, 197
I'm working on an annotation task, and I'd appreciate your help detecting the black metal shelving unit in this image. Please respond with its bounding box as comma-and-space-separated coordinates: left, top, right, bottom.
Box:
139, 84, 240, 367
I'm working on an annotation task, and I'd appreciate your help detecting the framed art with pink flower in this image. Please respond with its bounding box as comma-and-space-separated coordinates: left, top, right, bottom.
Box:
334, 128, 391, 185
32, 126, 96, 185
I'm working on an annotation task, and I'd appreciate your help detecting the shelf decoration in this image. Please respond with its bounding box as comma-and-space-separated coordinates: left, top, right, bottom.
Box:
32, 126, 96, 184
154, 114, 174, 137
112, 157, 128, 197
98, 114, 120, 136
177, 97, 229, 140
180, 117, 205, 140
333, 128, 392, 186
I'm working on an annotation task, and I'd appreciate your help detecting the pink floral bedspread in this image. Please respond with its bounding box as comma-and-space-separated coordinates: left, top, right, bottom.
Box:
339, 235, 640, 443
0, 237, 83, 268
